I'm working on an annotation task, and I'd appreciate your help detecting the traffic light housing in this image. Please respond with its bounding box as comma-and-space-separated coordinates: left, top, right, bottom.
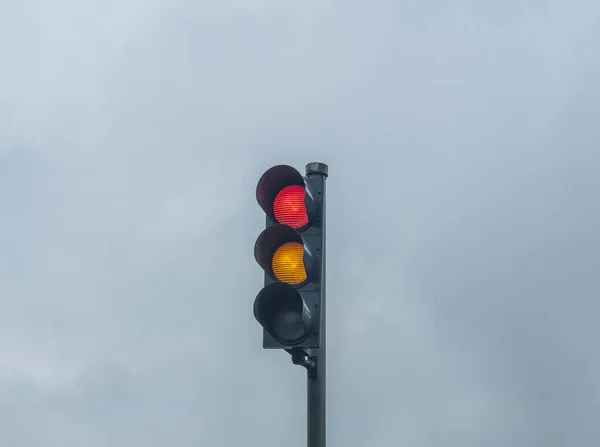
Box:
254, 164, 326, 349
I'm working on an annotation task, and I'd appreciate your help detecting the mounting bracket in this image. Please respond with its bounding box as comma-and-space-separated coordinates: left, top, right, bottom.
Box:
286, 348, 317, 378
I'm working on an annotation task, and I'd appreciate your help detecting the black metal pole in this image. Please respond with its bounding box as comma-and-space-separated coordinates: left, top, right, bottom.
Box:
305, 162, 328, 447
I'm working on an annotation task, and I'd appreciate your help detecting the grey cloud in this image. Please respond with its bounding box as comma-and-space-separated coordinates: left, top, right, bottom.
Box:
1, 0, 599, 446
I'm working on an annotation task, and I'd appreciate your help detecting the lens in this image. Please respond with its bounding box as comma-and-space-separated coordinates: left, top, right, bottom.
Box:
273, 185, 309, 230
253, 282, 313, 345
272, 242, 307, 285
272, 310, 305, 342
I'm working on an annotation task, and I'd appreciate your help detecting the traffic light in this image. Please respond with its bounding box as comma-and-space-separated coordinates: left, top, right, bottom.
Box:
253, 163, 327, 349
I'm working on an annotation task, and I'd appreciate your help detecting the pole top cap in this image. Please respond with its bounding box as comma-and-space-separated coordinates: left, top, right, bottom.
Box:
305, 162, 328, 178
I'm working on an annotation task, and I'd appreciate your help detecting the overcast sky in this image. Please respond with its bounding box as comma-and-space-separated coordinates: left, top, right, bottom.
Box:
1, 1, 600, 446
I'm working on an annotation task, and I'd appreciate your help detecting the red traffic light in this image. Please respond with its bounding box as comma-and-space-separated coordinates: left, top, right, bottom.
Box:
254, 162, 327, 351
256, 165, 312, 231
273, 185, 309, 230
